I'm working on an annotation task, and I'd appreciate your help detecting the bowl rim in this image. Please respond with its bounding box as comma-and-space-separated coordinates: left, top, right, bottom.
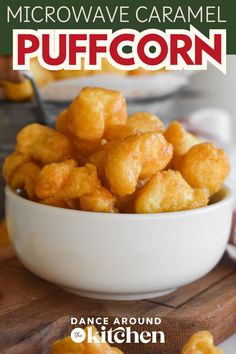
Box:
5, 185, 234, 219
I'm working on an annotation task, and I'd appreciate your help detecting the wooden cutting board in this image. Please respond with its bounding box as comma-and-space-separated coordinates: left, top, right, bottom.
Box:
0, 248, 236, 354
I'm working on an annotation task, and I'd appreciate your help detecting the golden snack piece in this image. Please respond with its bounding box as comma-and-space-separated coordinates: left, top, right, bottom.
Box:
35, 160, 77, 200
51, 326, 123, 354
3, 151, 30, 184
0, 220, 10, 248
87, 141, 117, 182
56, 109, 99, 157
10, 162, 41, 200
139, 132, 173, 179
134, 170, 209, 213
55, 109, 69, 136
104, 112, 166, 142
52, 336, 85, 354
104, 125, 137, 141
80, 187, 117, 213
101, 132, 170, 190
59, 164, 101, 200
36, 162, 100, 203
105, 134, 142, 197
56, 88, 126, 157
164, 121, 200, 167
105, 133, 172, 196
178, 143, 230, 196
181, 331, 223, 354
83, 326, 122, 354
127, 112, 164, 134
1, 58, 53, 101
87, 147, 108, 181
67, 87, 127, 143
16, 123, 76, 164
1, 79, 35, 102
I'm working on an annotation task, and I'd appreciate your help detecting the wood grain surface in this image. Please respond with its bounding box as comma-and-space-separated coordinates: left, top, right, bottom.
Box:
0, 247, 236, 354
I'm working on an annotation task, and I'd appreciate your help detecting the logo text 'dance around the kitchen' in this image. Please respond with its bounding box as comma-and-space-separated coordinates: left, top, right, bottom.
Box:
70, 317, 165, 345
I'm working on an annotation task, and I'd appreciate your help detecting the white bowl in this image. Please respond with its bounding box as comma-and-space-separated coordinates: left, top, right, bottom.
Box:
40, 71, 193, 101
5, 186, 234, 301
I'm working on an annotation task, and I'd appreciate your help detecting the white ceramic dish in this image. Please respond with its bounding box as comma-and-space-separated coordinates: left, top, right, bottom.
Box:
5, 186, 234, 301
40, 71, 194, 101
